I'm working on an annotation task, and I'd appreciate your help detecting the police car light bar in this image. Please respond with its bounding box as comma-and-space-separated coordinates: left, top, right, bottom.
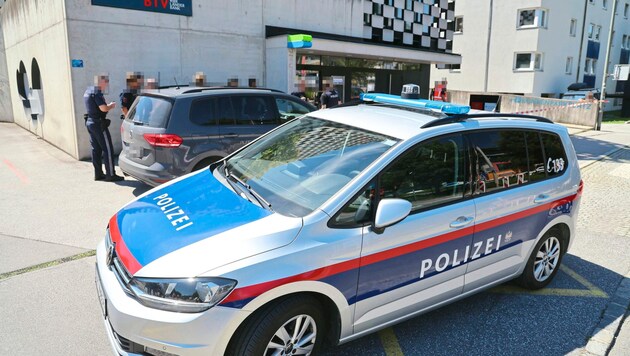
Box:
360, 93, 470, 115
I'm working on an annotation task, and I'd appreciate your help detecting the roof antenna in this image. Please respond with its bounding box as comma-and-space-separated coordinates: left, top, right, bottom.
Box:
174, 76, 180, 89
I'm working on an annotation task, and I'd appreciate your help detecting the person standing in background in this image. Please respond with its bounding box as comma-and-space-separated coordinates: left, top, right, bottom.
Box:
120, 72, 143, 118
320, 83, 340, 109
83, 74, 124, 182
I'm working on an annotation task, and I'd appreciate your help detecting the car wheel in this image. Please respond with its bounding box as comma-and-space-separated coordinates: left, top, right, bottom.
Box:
516, 229, 565, 290
227, 295, 326, 356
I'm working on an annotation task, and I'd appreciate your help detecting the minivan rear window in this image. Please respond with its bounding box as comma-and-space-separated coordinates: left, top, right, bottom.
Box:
126, 96, 173, 128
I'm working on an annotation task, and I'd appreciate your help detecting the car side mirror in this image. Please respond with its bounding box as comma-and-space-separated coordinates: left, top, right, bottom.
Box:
373, 198, 412, 233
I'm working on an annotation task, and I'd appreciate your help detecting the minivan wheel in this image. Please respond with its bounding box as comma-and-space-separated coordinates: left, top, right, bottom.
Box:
516, 229, 565, 290
227, 295, 325, 356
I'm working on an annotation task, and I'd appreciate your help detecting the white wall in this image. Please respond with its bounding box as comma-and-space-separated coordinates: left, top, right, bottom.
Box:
0, 15, 14, 122
263, 0, 365, 38
2, 0, 76, 155
431, 0, 493, 92
533, 0, 584, 95
65, 0, 268, 159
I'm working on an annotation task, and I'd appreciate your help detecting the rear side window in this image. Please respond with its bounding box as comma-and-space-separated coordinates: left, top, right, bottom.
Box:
189, 98, 217, 126
525, 131, 547, 183
468, 130, 529, 194
380, 134, 467, 212
542, 132, 568, 177
126, 96, 172, 128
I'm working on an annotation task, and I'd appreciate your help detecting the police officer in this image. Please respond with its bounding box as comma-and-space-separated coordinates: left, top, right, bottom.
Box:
120, 72, 143, 118
84, 74, 124, 182
320, 83, 340, 109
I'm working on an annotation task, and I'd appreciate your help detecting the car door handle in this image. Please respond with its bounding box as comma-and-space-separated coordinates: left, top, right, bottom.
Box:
223, 133, 238, 138
450, 216, 474, 228
534, 194, 552, 204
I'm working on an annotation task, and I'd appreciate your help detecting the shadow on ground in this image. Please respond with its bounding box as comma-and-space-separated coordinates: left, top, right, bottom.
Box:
323, 254, 623, 356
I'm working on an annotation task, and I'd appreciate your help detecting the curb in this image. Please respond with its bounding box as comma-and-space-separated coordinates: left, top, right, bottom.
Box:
581, 272, 630, 356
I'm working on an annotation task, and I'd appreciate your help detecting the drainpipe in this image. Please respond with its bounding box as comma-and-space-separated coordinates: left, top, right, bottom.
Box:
483, 0, 493, 92
576, 0, 589, 83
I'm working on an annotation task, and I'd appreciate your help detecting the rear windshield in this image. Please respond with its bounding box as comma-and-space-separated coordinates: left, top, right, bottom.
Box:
126, 96, 173, 128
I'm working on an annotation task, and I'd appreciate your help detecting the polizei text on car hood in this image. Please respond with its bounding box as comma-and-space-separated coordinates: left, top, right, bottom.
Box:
108, 169, 302, 277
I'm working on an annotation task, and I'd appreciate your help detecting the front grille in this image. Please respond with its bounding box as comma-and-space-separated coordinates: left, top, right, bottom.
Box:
105, 229, 134, 295
112, 256, 134, 295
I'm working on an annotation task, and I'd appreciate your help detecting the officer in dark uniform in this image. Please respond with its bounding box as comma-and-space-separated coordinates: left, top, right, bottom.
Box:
320, 83, 340, 108
120, 72, 143, 118
83, 74, 124, 182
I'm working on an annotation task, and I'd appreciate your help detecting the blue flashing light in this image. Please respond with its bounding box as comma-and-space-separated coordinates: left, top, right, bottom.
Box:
360, 93, 470, 115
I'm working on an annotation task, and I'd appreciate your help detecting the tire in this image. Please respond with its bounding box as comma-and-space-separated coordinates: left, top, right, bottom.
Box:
227, 295, 326, 356
516, 228, 565, 290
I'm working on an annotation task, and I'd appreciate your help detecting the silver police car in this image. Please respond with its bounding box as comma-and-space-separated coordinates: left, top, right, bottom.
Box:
96, 92, 582, 355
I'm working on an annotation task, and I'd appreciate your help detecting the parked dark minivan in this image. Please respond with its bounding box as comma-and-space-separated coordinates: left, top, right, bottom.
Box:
119, 87, 316, 186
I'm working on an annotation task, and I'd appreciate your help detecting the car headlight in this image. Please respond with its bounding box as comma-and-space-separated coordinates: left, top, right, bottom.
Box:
128, 277, 237, 313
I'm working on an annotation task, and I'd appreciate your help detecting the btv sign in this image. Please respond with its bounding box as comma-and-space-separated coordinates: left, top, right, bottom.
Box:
91, 0, 192, 16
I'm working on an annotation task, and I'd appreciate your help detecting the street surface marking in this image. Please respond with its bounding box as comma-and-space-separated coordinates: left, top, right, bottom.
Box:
0, 250, 96, 281
379, 327, 404, 356
2, 158, 29, 184
491, 265, 608, 298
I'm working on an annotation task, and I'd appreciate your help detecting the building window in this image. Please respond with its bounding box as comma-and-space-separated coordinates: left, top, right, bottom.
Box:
514, 52, 543, 71
587, 23, 594, 39
436, 63, 461, 71
455, 16, 463, 33
625, 3, 629, 18
517, 8, 547, 29
623, 34, 629, 49
566, 57, 573, 74
595, 25, 602, 41
603, 0, 608, 9
589, 0, 594, 4
585, 58, 597, 75
570, 18, 577, 36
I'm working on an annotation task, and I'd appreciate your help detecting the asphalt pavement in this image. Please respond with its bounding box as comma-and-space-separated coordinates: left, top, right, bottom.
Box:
0, 121, 628, 356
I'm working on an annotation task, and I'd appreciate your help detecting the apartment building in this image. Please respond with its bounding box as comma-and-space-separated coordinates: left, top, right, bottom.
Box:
432, 0, 629, 108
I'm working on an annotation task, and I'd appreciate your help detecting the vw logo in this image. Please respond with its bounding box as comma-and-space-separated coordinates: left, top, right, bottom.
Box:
106, 243, 116, 266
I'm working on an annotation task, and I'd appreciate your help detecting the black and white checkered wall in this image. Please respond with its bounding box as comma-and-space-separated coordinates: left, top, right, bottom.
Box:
363, 0, 454, 52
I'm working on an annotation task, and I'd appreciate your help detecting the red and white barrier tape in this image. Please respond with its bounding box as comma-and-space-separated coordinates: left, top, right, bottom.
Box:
511, 100, 608, 115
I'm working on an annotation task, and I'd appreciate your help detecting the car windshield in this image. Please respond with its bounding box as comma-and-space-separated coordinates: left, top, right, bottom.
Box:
225, 116, 399, 217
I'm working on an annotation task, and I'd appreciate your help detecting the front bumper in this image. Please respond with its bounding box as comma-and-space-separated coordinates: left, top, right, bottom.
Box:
95, 240, 250, 355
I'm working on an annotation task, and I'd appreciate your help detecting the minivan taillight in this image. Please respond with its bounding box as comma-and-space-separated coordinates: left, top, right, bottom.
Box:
143, 134, 183, 148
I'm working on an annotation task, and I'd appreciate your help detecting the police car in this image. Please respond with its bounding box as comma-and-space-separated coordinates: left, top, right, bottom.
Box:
95, 88, 583, 355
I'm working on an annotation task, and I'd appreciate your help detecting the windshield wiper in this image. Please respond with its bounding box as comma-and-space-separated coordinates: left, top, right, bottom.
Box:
223, 163, 273, 211
223, 164, 247, 199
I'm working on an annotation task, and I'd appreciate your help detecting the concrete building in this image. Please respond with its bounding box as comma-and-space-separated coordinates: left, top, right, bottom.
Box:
431, 0, 630, 109
0, 0, 12, 122
1, 0, 461, 160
